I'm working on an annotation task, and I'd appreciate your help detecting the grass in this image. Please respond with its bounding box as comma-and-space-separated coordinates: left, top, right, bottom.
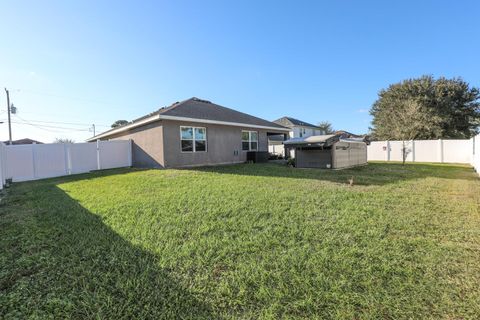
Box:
0, 162, 479, 319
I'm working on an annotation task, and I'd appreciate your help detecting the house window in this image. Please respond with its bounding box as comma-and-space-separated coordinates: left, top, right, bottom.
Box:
180, 126, 207, 152
299, 128, 306, 137
242, 130, 258, 151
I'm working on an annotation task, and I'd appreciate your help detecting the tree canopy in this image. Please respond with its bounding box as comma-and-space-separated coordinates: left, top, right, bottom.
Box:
370, 75, 480, 140
111, 120, 129, 128
317, 121, 335, 134
54, 138, 75, 144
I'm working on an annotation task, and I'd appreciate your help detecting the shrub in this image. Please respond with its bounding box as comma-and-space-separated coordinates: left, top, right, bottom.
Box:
287, 158, 295, 167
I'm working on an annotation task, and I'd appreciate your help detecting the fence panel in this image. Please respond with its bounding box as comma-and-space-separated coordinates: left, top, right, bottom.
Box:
69, 142, 98, 174
388, 141, 410, 162
1, 140, 132, 183
5, 145, 35, 182
442, 139, 472, 164
33, 143, 68, 179
367, 141, 388, 161
367, 137, 478, 171
414, 140, 441, 163
473, 135, 480, 175
99, 140, 131, 169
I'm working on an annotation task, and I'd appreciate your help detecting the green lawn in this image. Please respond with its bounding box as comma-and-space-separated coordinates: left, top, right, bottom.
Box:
1, 162, 479, 319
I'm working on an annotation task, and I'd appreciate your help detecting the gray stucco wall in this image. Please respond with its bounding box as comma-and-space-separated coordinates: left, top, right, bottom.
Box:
102, 119, 286, 168
162, 120, 279, 168
108, 121, 165, 168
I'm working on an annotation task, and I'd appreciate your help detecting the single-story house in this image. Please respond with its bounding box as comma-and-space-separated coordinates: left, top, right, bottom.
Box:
3, 138, 44, 145
269, 116, 324, 157
87, 97, 290, 168
283, 134, 367, 169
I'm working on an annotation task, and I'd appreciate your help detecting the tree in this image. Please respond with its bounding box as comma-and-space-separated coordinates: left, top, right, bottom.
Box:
317, 121, 334, 134
54, 138, 75, 144
111, 120, 128, 128
370, 75, 480, 140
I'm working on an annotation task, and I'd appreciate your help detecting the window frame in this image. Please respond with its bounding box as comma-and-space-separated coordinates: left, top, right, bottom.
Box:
242, 130, 258, 151
180, 126, 207, 153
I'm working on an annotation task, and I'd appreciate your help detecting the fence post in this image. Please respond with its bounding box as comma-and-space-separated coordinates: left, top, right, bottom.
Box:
31, 143, 37, 179
96, 140, 101, 170
471, 136, 475, 166
386, 140, 391, 161
65, 143, 72, 175
438, 139, 444, 163
411, 140, 415, 162
128, 139, 133, 167
0, 144, 4, 189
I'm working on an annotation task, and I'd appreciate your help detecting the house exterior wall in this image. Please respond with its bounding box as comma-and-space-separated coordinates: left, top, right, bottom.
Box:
290, 126, 322, 138
108, 121, 165, 168
161, 120, 281, 168
102, 119, 286, 168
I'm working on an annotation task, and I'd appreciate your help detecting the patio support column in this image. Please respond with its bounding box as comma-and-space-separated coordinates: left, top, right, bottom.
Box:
283, 133, 289, 159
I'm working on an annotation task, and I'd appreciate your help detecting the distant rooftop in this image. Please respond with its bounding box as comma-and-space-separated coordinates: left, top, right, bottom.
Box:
273, 116, 320, 129
3, 138, 44, 145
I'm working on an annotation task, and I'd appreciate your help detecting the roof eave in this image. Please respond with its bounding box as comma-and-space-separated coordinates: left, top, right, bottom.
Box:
158, 115, 289, 132
86, 114, 161, 142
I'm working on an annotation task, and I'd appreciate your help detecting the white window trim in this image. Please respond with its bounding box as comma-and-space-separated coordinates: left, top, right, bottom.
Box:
242, 130, 258, 152
180, 126, 207, 153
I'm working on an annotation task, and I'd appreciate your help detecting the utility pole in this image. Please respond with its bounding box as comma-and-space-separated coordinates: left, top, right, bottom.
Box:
91, 124, 96, 136
5, 88, 12, 145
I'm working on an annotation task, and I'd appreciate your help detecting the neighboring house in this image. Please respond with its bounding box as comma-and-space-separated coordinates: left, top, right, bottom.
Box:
268, 117, 324, 157
3, 138, 44, 145
274, 116, 324, 138
87, 97, 289, 168
334, 130, 362, 139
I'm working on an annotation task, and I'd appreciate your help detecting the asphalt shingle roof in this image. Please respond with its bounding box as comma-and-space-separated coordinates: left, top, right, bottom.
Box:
90, 97, 288, 140
159, 98, 287, 129
273, 116, 320, 129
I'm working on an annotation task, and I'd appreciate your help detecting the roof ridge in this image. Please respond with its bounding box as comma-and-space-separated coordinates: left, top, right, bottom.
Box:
179, 98, 286, 128
157, 97, 196, 115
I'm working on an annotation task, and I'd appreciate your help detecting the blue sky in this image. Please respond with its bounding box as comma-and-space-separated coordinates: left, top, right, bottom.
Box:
1, 0, 479, 142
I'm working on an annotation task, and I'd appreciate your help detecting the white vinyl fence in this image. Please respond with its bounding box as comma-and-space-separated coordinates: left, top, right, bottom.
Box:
368, 134, 480, 175
0, 140, 132, 187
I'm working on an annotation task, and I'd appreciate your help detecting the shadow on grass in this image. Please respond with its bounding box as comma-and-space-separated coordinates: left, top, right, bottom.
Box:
0, 181, 219, 319
191, 162, 478, 186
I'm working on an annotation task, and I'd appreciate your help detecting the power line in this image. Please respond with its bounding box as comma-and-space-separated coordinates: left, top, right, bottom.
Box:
0, 86, 144, 111
0, 113, 111, 127
11, 118, 109, 127
11, 114, 92, 133
11, 121, 91, 132
6, 110, 112, 126
9, 121, 89, 133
